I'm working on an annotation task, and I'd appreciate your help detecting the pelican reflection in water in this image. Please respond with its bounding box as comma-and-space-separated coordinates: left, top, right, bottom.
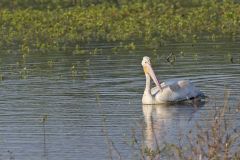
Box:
142, 103, 203, 158
142, 56, 204, 104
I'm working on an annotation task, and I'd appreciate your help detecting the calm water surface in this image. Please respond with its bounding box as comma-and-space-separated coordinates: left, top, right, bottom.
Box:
0, 40, 239, 159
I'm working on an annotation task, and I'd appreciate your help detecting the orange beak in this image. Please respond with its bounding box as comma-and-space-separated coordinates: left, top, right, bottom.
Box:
143, 63, 162, 91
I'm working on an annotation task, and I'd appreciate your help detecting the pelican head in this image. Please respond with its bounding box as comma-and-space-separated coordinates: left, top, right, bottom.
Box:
142, 56, 162, 92
141, 56, 151, 66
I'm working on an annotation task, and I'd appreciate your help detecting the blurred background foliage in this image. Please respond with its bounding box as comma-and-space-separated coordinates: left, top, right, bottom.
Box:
0, 0, 239, 9
0, 0, 239, 52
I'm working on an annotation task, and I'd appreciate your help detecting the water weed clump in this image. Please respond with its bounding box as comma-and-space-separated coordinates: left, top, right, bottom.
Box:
0, 0, 239, 52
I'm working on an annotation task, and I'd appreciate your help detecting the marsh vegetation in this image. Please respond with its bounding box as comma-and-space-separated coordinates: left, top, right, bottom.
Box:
0, 0, 239, 53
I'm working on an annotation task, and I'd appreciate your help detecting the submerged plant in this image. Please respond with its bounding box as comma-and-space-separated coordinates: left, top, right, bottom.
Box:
47, 60, 54, 68
71, 64, 78, 78
19, 66, 28, 79
0, 73, 4, 81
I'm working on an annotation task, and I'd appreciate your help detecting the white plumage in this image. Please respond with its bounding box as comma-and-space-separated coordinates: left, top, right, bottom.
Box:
142, 56, 204, 104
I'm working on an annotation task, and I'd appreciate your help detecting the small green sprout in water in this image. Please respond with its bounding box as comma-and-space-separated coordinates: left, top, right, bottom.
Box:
179, 51, 185, 57
124, 42, 136, 52
153, 49, 157, 54
81, 70, 88, 80
89, 48, 98, 55
41, 114, 48, 124
22, 53, 27, 59
73, 45, 85, 55
238, 57, 240, 64
111, 46, 119, 54
85, 59, 90, 66
0, 73, 4, 81
143, 146, 161, 160
21, 44, 30, 54
193, 52, 199, 61
20, 66, 28, 79
166, 53, 176, 65
71, 65, 75, 70
226, 52, 234, 63
47, 60, 54, 68
71, 64, 78, 78
128, 42, 136, 50
211, 34, 216, 41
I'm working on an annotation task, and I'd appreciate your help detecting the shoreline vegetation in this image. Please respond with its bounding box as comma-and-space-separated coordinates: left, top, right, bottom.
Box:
0, 0, 239, 53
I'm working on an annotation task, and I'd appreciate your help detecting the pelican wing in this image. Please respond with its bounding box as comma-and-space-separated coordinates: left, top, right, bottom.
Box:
152, 79, 203, 102
151, 86, 159, 96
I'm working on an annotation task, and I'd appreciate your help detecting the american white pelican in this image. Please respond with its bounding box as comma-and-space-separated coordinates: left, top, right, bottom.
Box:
142, 56, 204, 104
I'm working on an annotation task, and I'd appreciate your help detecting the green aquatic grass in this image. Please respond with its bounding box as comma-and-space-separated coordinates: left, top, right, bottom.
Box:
0, 0, 239, 52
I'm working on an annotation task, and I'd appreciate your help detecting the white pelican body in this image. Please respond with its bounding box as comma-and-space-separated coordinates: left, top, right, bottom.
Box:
142, 56, 204, 104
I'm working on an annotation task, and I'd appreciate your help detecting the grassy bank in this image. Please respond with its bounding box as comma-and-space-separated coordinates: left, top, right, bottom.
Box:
0, 0, 239, 52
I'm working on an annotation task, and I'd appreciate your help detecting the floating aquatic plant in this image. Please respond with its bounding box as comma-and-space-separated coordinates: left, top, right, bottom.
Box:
19, 66, 28, 79
71, 64, 78, 78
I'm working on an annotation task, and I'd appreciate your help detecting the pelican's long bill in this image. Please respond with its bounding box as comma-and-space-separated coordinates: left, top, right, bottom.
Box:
144, 63, 162, 92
